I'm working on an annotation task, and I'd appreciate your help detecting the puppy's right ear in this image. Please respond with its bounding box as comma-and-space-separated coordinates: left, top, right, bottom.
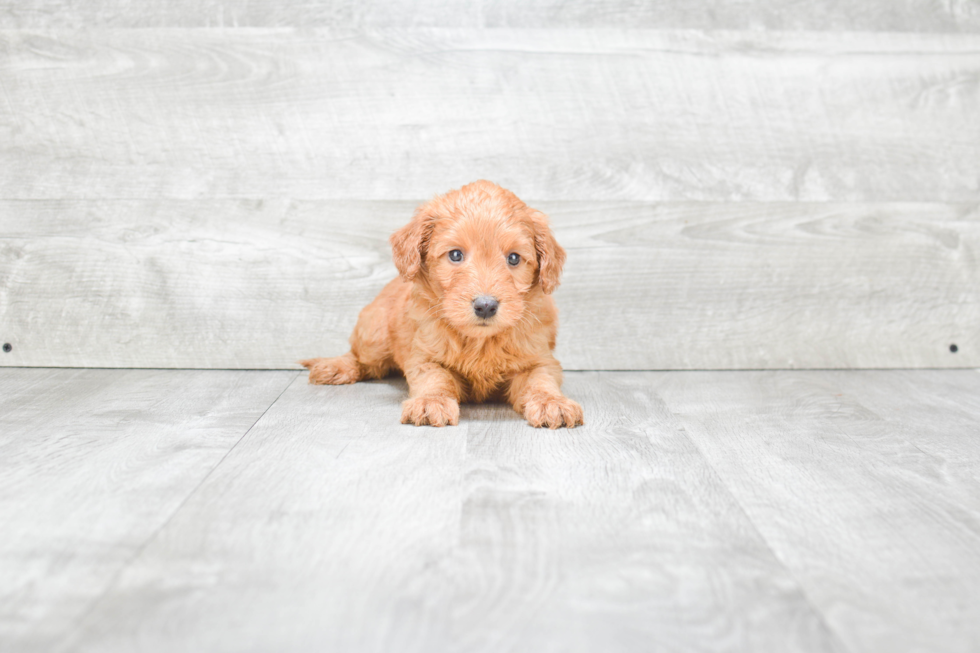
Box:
390, 205, 436, 281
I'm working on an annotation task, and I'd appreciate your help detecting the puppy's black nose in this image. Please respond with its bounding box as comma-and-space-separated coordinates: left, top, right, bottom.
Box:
472, 295, 499, 319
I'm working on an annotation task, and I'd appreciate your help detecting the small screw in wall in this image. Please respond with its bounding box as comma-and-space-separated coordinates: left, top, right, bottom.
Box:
2, 343, 11, 353
950, 344, 958, 353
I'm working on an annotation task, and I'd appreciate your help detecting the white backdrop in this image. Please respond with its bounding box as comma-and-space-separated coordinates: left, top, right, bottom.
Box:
1, 3, 977, 369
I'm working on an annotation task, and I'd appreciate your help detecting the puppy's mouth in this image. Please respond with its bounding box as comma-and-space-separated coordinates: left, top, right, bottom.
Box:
469, 316, 503, 333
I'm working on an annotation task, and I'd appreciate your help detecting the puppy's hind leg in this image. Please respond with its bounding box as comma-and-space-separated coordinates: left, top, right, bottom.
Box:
300, 353, 365, 385
301, 285, 397, 385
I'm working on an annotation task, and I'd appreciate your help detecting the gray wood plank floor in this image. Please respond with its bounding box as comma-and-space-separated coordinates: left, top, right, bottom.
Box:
0, 368, 295, 653
2, 368, 979, 652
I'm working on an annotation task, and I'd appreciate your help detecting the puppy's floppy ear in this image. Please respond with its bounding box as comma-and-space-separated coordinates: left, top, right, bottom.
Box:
529, 209, 566, 294
390, 204, 436, 281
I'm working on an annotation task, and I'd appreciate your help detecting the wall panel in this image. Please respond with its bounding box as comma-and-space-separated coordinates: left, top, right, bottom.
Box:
1, 200, 975, 369
1, 29, 977, 202
2, 1, 979, 31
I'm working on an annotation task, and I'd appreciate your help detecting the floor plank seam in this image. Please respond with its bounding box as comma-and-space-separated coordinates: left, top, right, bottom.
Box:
659, 417, 855, 653
50, 371, 302, 653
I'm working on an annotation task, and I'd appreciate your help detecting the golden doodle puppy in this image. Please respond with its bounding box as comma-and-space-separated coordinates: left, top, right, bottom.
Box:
301, 180, 584, 429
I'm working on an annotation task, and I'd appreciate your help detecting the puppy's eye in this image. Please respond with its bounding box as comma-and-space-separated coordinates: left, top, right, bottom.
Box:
448, 249, 464, 263
507, 253, 521, 266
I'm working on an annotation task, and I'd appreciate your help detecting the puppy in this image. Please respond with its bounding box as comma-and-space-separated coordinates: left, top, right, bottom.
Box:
300, 180, 584, 429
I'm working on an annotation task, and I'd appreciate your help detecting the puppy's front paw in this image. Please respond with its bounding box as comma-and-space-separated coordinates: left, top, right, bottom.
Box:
401, 395, 460, 427
300, 356, 361, 385
524, 395, 584, 429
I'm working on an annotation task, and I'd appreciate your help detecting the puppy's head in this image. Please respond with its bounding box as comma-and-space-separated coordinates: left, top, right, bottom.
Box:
390, 180, 566, 337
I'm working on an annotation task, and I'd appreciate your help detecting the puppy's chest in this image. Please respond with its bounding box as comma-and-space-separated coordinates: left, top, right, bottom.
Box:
441, 339, 526, 401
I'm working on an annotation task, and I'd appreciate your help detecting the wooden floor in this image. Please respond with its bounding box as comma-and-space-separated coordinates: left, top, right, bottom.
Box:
2, 368, 979, 653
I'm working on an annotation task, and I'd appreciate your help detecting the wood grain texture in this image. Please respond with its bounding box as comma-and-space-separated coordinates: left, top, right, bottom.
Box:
1, 200, 976, 370
60, 372, 845, 653
0, 368, 296, 653
1, 0, 978, 31
831, 369, 980, 472
654, 369, 980, 653
1, 29, 979, 202
62, 376, 473, 653
5, 368, 979, 651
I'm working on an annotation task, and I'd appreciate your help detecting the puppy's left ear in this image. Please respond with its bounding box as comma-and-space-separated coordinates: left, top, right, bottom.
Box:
529, 209, 566, 294
390, 205, 436, 281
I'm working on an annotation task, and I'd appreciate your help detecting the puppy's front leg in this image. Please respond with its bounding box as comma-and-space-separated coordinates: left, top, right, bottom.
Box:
401, 362, 462, 427
508, 362, 584, 429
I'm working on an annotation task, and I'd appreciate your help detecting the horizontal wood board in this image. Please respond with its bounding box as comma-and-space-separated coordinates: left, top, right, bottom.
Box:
1, 29, 979, 202
0, 368, 296, 653
58, 371, 844, 653
1, 200, 976, 369
2, 1, 979, 31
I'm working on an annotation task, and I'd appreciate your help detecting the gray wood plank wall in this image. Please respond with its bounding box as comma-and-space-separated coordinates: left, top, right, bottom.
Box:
2, 1, 979, 31
1, 200, 976, 369
1, 5, 978, 370
2, 30, 978, 202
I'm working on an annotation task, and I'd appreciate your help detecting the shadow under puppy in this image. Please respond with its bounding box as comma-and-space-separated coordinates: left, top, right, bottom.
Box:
301, 180, 584, 429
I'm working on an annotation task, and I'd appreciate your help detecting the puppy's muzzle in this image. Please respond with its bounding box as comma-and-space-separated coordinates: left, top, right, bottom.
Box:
472, 295, 499, 320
